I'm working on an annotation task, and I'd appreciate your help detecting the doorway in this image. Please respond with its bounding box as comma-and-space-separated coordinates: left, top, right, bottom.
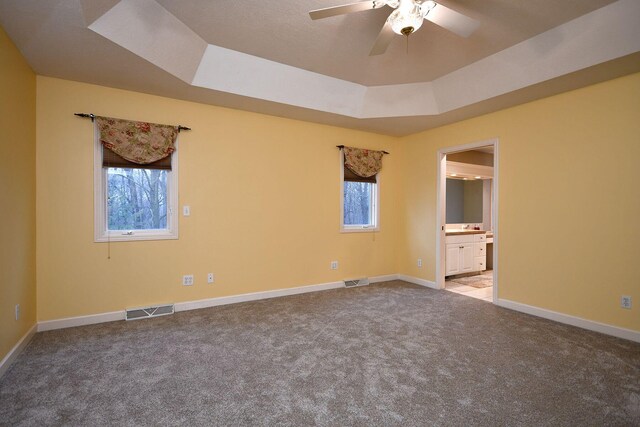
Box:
436, 139, 498, 303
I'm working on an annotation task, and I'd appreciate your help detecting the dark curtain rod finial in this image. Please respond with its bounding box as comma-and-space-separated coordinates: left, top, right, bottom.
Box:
336, 145, 389, 155
74, 113, 191, 132
74, 112, 95, 121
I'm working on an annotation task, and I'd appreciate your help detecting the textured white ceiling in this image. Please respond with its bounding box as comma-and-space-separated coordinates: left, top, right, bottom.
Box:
156, 0, 616, 86
0, 0, 638, 136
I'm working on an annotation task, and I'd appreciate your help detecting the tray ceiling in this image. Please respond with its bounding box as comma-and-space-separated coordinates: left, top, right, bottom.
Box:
0, 0, 638, 136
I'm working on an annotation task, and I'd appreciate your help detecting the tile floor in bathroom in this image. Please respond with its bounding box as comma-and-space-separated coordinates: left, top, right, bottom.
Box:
445, 270, 494, 302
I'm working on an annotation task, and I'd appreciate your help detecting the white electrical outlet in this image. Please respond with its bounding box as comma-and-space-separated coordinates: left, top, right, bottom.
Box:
417, 258, 423, 268
183, 275, 194, 286
183, 205, 191, 216
207, 273, 215, 284
15, 304, 20, 321
621, 296, 632, 309
330, 261, 338, 270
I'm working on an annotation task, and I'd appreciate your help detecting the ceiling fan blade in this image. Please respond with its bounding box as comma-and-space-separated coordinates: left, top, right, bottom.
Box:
309, 1, 380, 20
369, 20, 395, 56
424, 3, 479, 38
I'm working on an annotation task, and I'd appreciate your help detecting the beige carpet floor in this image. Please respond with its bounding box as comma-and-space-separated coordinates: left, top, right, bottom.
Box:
1, 280, 638, 426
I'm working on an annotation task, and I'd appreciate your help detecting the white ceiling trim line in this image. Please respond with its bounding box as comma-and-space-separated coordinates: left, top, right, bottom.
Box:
192, 44, 368, 118
87, 0, 640, 120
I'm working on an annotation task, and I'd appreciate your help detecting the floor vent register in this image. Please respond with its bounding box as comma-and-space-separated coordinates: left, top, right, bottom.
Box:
344, 278, 370, 288
126, 304, 174, 321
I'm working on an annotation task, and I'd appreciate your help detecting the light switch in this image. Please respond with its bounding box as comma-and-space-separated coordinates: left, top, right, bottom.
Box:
183, 205, 191, 216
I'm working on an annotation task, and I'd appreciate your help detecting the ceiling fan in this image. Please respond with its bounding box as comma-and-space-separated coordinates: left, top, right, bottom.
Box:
309, 0, 479, 55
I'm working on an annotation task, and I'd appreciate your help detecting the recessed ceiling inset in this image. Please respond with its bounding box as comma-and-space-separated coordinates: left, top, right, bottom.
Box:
0, 0, 637, 135
86, 0, 640, 120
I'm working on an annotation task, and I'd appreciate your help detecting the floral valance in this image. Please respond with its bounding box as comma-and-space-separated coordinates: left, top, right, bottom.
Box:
96, 116, 178, 165
343, 146, 385, 178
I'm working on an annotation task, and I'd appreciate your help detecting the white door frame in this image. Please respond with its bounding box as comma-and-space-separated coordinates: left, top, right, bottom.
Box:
436, 138, 499, 303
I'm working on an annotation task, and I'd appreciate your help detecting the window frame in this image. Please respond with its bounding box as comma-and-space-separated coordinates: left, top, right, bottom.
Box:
93, 129, 179, 242
340, 151, 380, 233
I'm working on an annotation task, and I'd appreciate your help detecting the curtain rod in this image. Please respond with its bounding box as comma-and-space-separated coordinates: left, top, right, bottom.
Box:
336, 145, 389, 154
74, 113, 191, 132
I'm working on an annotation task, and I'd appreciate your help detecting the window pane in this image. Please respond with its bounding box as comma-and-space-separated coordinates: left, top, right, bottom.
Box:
106, 168, 168, 230
344, 181, 373, 226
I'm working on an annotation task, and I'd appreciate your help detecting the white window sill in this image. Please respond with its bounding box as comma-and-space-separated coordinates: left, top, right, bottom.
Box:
340, 226, 380, 233
95, 231, 178, 242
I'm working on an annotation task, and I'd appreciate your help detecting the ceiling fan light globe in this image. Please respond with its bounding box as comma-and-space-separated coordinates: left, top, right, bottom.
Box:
388, 8, 424, 35
420, 1, 437, 16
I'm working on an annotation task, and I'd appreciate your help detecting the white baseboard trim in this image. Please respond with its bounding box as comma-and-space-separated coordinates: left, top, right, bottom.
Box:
0, 324, 37, 378
38, 310, 125, 332
369, 274, 399, 283
397, 274, 439, 289
36, 276, 407, 332
174, 280, 346, 312
497, 299, 640, 343
29, 278, 639, 347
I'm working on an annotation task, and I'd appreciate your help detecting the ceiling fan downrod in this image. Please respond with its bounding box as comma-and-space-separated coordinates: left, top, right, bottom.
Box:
401, 26, 412, 54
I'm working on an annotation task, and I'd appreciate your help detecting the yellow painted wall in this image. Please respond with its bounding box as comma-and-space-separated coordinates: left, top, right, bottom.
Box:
398, 73, 640, 331
0, 27, 36, 360
35, 77, 400, 321
33, 72, 640, 333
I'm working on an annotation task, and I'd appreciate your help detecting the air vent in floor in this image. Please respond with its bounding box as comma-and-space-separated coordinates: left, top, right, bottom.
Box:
344, 278, 370, 288
126, 304, 174, 321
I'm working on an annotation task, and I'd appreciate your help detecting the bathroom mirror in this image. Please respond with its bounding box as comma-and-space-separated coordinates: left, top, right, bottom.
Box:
446, 178, 483, 223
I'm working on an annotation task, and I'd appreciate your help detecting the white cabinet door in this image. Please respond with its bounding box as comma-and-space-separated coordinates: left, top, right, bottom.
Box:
446, 244, 461, 276
446, 233, 488, 276
460, 245, 475, 273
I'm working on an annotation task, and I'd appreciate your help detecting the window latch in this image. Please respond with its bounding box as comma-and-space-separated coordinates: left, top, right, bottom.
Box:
122, 231, 134, 235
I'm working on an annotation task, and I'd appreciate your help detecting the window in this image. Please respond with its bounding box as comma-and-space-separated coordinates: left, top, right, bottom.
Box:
94, 139, 178, 242
341, 153, 379, 232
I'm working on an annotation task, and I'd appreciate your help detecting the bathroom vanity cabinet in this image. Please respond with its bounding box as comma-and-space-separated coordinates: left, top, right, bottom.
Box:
445, 232, 486, 276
